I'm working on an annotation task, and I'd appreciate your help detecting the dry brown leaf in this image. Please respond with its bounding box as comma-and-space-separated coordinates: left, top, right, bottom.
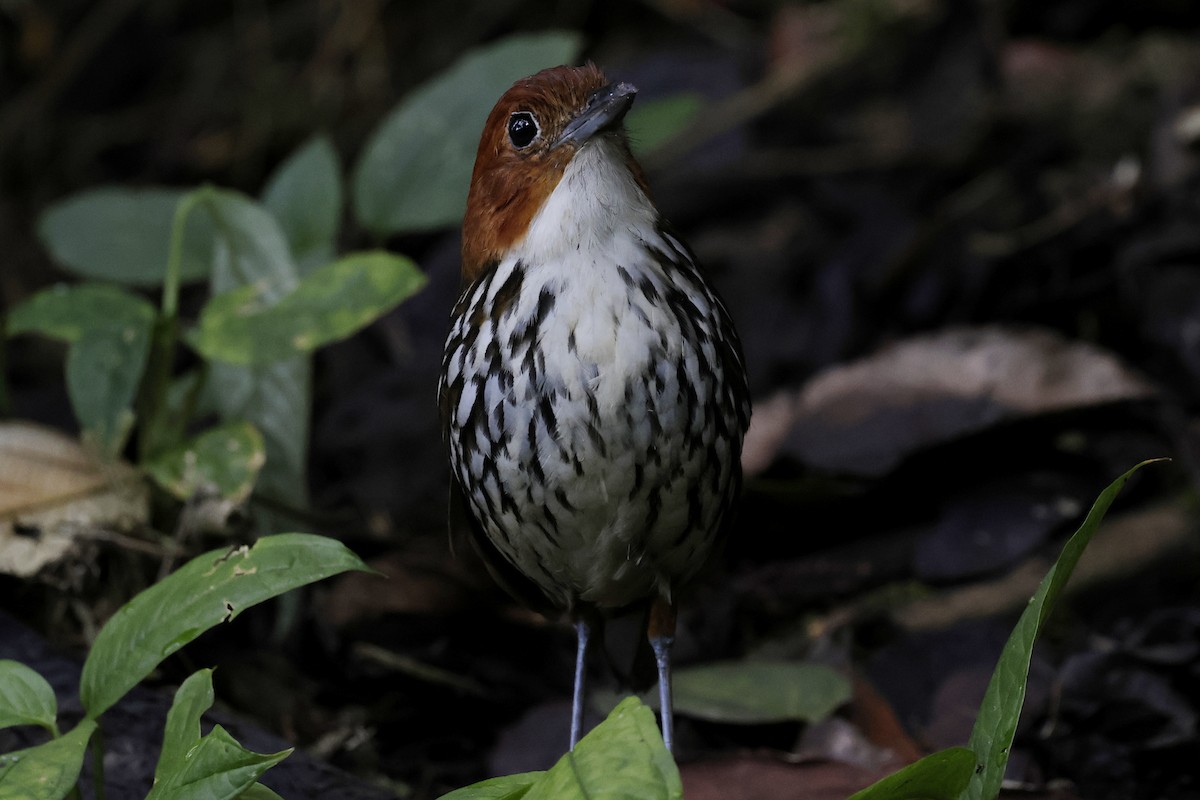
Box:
682, 753, 899, 800
849, 673, 924, 763
0, 420, 148, 577
893, 502, 1191, 633
318, 547, 481, 627
781, 326, 1155, 476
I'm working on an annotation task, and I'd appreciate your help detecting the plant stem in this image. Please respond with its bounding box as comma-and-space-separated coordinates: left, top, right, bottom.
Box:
136, 190, 205, 462
162, 190, 203, 319
90, 725, 106, 800
136, 315, 180, 463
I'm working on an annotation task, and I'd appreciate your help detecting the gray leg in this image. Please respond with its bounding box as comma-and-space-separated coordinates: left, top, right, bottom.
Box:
570, 618, 590, 749
650, 633, 675, 753
648, 597, 677, 753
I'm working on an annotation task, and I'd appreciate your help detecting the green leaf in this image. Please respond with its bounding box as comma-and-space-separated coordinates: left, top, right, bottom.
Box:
963, 460, 1163, 800
527, 697, 680, 800
207, 360, 310, 524
8, 283, 157, 457
65, 333, 144, 457
0, 661, 57, 734
37, 188, 215, 286
0, 718, 96, 800
238, 784, 285, 800
80, 534, 371, 718
262, 135, 342, 274
7, 283, 156, 343
143, 421, 266, 503
438, 698, 679, 800
352, 31, 583, 236
669, 660, 851, 724
190, 250, 426, 365
626, 93, 703, 156
149, 669, 290, 800
201, 189, 299, 300
438, 773, 540, 800
849, 748, 976, 800
147, 724, 290, 800
155, 669, 216, 786
197, 188, 311, 518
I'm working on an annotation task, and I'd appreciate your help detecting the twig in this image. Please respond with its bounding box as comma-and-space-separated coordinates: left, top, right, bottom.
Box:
644, 12, 851, 170
352, 642, 488, 697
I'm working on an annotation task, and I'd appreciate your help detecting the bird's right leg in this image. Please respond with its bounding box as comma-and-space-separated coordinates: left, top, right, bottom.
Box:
570, 617, 590, 749
649, 596, 677, 753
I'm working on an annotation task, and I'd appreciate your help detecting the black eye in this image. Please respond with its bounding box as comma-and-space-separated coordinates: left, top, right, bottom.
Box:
507, 111, 539, 149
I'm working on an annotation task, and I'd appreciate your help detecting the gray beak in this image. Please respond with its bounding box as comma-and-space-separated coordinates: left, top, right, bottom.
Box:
556, 82, 637, 146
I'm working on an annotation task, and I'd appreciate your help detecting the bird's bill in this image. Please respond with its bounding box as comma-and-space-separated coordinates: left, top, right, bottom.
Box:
556, 82, 637, 147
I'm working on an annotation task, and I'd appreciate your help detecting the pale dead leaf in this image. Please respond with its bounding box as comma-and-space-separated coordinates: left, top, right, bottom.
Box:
783, 326, 1156, 476
741, 390, 801, 476
0, 420, 148, 577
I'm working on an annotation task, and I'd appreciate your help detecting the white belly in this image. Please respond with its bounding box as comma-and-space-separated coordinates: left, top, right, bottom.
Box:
441, 228, 746, 610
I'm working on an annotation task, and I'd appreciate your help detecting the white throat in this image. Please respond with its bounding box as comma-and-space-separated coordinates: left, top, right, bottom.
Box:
516, 138, 657, 266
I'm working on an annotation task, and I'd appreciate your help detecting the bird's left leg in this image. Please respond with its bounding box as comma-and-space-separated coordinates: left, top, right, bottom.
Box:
648, 596, 677, 753
570, 616, 590, 749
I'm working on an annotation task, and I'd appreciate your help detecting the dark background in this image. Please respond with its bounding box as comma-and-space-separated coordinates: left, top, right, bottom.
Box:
3, 1, 1200, 798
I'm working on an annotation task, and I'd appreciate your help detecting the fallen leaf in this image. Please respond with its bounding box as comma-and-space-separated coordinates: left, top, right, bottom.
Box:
893, 503, 1191, 632
0, 420, 148, 578
782, 326, 1155, 476
848, 673, 924, 764
913, 476, 1085, 582
681, 753, 900, 800
318, 547, 480, 628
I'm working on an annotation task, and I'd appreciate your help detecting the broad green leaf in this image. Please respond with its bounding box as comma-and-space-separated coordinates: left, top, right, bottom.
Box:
626, 93, 703, 156
146, 724, 290, 800
0, 661, 57, 734
37, 188, 214, 286
143, 421, 265, 503
154, 669, 216, 786
7, 283, 156, 343
152, 670, 291, 800
849, 748, 976, 800
525, 697, 680, 800
80, 534, 370, 718
438, 698, 678, 799
669, 661, 851, 724
207, 360, 310, 524
8, 283, 156, 457
352, 31, 582, 236
190, 251, 426, 365
963, 460, 1163, 800
65, 333, 144, 457
238, 784, 285, 800
201, 189, 299, 301
197, 189, 311, 519
262, 135, 342, 274
0, 718, 96, 800
438, 773, 540, 800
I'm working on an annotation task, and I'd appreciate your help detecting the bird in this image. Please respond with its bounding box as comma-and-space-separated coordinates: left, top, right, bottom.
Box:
438, 63, 751, 753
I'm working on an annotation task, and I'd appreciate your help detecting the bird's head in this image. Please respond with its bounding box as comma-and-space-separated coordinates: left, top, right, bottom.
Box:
461, 64, 649, 282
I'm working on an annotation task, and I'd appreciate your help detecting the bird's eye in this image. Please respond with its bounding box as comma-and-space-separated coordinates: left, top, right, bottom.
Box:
507, 112, 539, 149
